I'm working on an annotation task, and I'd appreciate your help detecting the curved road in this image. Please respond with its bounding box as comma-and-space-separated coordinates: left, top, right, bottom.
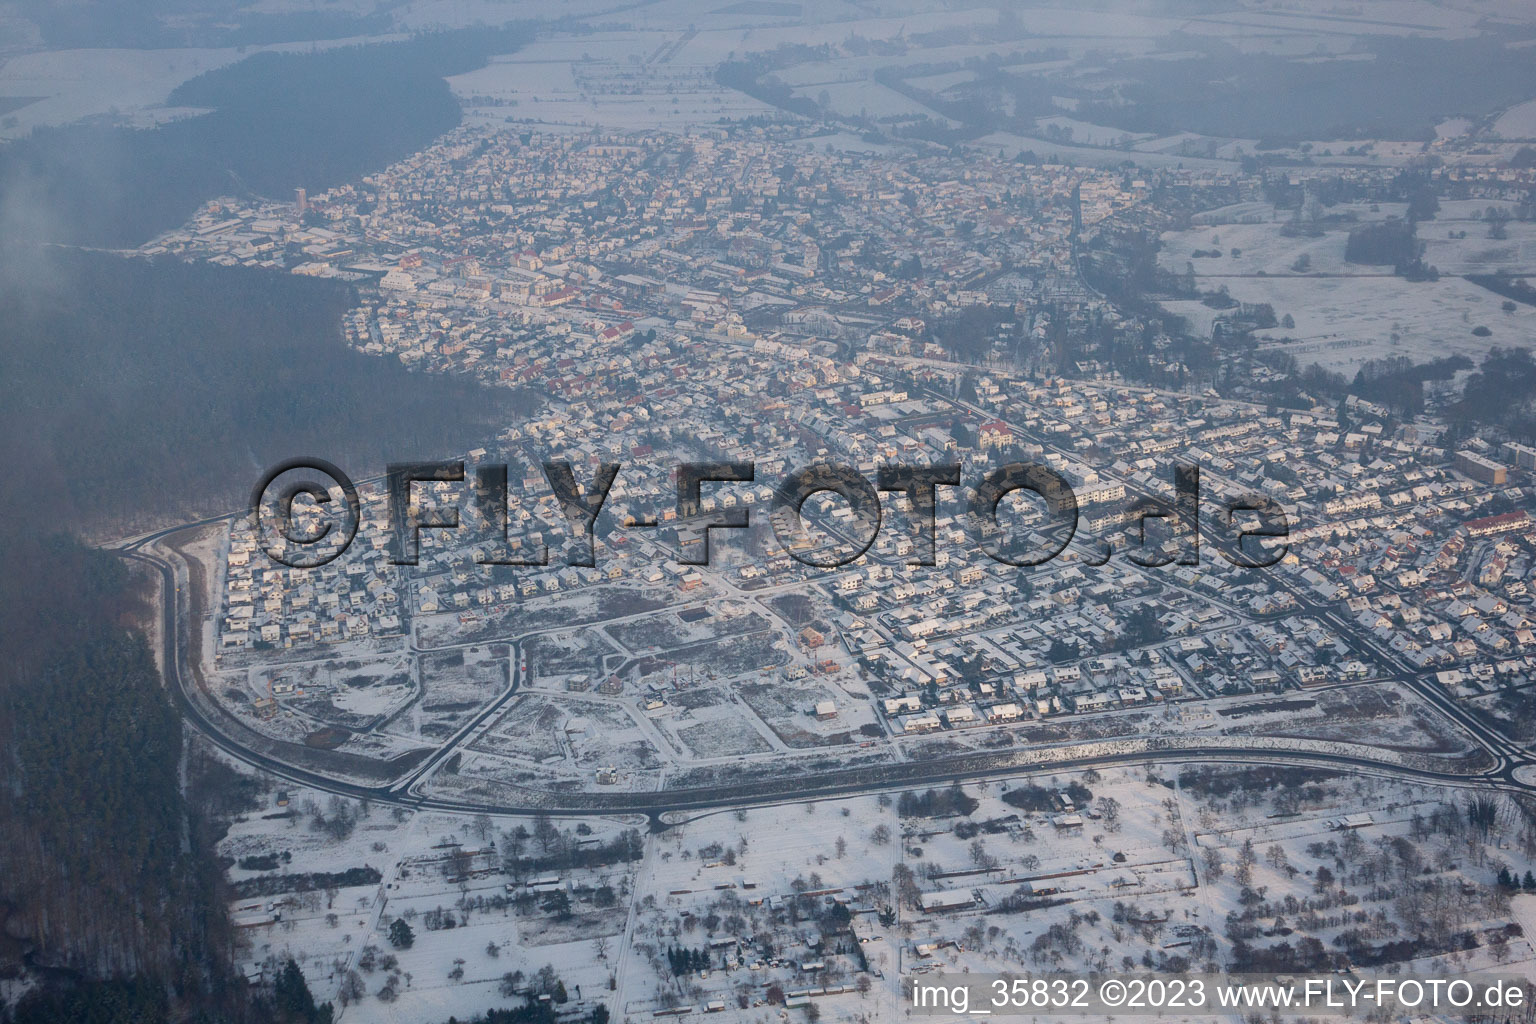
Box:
119, 520, 1536, 824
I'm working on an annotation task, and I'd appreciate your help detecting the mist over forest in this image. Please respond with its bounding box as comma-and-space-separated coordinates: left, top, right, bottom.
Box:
0, 249, 519, 534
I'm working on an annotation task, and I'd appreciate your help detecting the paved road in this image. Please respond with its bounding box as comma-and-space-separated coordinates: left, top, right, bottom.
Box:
115, 521, 1536, 824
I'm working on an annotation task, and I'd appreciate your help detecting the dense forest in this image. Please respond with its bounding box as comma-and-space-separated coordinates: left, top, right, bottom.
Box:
0, 529, 235, 1021
0, 250, 519, 533
1452, 347, 1536, 440
0, 24, 531, 246
1346, 354, 1471, 418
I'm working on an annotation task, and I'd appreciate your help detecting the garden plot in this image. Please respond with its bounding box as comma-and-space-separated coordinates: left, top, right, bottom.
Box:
623, 794, 905, 1017
228, 772, 642, 1018
512, 909, 626, 949
1179, 774, 1536, 974
892, 764, 1536, 981
900, 773, 1193, 896
898, 773, 1184, 960
217, 783, 513, 1011
344, 871, 618, 1023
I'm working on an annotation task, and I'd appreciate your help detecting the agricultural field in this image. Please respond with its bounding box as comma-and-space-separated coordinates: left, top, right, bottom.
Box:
1158, 203, 1536, 376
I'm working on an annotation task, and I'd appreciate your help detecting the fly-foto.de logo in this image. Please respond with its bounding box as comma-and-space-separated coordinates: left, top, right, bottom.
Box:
250, 458, 1289, 571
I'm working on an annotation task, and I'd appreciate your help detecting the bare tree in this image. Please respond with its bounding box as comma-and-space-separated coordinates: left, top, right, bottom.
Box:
1201, 845, 1224, 880
1098, 797, 1121, 833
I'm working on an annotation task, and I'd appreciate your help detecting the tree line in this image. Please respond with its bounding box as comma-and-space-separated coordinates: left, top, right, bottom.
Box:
0, 529, 235, 1021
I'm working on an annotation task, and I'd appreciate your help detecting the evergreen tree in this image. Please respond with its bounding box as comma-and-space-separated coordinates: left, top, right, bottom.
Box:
276, 958, 318, 1021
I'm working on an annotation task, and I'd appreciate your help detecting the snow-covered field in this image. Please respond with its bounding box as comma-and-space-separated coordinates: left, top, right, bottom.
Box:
1495, 98, 1536, 140
0, 33, 407, 140
974, 131, 1236, 172
1169, 274, 1535, 375
1159, 209, 1536, 376
218, 757, 1536, 1024
449, 32, 780, 134
222, 782, 639, 1023
0, 47, 239, 139
1036, 116, 1152, 149
791, 78, 950, 124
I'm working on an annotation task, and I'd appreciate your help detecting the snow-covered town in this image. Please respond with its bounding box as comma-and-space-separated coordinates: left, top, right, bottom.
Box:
8, 0, 1536, 1021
